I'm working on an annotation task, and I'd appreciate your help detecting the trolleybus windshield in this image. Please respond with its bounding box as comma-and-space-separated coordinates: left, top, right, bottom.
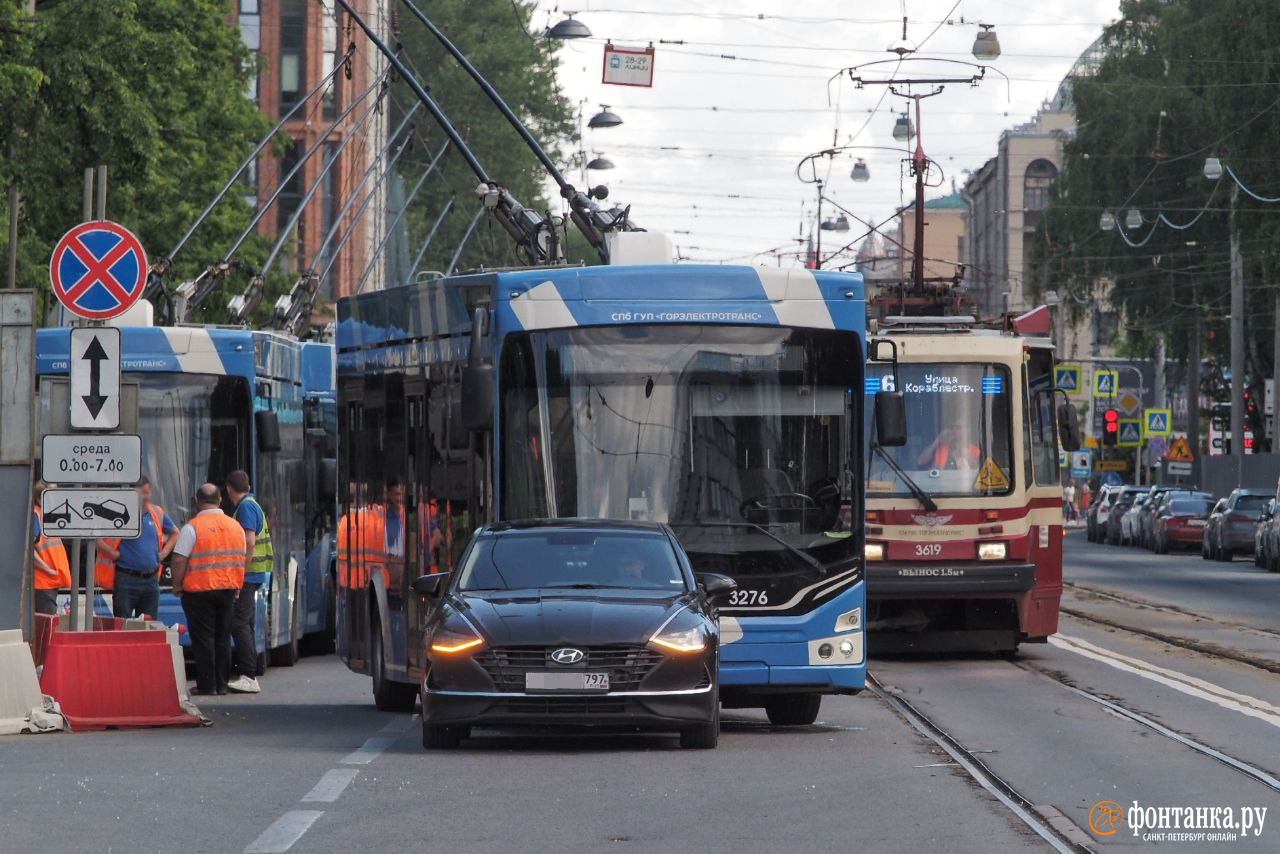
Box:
865, 363, 1014, 498
500, 325, 862, 585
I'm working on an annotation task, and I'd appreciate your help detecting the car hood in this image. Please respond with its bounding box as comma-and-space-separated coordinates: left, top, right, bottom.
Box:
452, 589, 690, 647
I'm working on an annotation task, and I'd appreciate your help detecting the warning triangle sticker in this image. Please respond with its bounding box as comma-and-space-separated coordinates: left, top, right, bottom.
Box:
974, 458, 1010, 491
1167, 436, 1194, 462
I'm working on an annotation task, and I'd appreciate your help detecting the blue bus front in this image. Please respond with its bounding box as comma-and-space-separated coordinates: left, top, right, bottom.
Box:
487, 264, 867, 710
36, 326, 304, 659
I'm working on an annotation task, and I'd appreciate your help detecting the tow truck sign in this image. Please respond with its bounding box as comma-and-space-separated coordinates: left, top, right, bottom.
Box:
41, 487, 140, 538
41, 434, 140, 484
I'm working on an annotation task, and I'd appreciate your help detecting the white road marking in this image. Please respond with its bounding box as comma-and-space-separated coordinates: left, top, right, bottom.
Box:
380, 716, 415, 733
301, 769, 359, 803
243, 810, 324, 854
341, 735, 397, 765
1051, 634, 1280, 729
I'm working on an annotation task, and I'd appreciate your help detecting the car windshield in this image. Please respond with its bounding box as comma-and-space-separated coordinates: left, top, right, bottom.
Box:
1169, 499, 1212, 515
864, 363, 1014, 497
457, 530, 688, 592
1235, 495, 1269, 512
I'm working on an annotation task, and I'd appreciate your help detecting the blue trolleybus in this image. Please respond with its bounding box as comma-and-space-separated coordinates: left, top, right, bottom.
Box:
336, 264, 872, 724
36, 324, 338, 665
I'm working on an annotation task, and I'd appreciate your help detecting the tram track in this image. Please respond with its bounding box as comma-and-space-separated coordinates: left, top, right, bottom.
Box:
866, 673, 1095, 853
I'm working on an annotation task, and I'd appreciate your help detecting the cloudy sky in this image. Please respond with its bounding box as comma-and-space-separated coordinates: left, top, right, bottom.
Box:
531, 0, 1122, 266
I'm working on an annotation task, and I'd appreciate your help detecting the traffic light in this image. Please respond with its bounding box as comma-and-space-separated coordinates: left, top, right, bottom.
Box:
1103, 408, 1119, 447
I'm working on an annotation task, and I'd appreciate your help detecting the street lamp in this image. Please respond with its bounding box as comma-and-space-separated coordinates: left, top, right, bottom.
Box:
547, 14, 591, 39
586, 153, 615, 170
971, 25, 1001, 61
892, 114, 914, 142
1203, 156, 1224, 180
588, 105, 623, 129
1099, 211, 1116, 231
850, 158, 870, 182
1124, 208, 1143, 230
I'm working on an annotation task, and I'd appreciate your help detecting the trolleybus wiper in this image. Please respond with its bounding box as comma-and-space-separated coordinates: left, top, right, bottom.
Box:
872, 444, 938, 513
675, 521, 826, 577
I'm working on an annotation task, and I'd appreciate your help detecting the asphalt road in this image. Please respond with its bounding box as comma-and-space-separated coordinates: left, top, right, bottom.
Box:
4, 530, 1278, 853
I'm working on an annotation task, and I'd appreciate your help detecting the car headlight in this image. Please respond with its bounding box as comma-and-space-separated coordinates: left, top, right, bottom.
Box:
865, 542, 885, 561
429, 628, 485, 654
649, 626, 707, 654
977, 541, 1007, 560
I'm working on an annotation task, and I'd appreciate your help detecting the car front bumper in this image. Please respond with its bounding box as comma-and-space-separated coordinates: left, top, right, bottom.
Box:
422, 684, 716, 729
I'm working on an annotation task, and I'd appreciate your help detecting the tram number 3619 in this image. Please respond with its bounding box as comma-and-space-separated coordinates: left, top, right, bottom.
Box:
914, 543, 942, 557
728, 589, 769, 606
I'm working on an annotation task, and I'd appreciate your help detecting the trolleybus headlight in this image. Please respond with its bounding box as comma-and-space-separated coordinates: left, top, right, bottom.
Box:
864, 542, 885, 561
838, 639, 856, 657
429, 629, 486, 655
650, 626, 707, 654
976, 541, 1007, 560
818, 643, 834, 660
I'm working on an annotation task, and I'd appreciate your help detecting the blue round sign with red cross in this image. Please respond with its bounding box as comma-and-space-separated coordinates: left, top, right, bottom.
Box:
49, 220, 149, 320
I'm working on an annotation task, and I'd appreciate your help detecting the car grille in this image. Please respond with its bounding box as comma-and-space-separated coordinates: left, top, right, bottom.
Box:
491, 696, 629, 716
474, 645, 663, 693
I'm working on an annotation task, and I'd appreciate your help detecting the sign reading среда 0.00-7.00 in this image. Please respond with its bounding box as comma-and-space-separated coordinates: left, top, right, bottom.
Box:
41, 434, 140, 485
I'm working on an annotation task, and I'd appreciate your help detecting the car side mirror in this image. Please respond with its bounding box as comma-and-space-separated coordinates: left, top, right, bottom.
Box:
874, 390, 907, 447
698, 573, 738, 599
412, 572, 449, 598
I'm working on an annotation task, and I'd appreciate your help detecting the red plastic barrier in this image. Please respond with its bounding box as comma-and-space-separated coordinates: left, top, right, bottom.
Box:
29, 613, 60, 668
40, 630, 201, 730
91, 616, 126, 632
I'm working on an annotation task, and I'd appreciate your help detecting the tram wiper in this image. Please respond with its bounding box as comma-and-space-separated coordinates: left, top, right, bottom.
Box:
679, 521, 826, 577
872, 444, 938, 513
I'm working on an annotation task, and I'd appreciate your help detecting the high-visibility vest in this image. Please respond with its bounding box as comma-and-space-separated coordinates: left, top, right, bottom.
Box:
97, 503, 165, 589
183, 512, 246, 592
239, 495, 274, 574
33, 506, 72, 591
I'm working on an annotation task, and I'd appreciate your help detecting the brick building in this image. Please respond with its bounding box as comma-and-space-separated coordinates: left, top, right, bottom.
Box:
233, 1, 391, 300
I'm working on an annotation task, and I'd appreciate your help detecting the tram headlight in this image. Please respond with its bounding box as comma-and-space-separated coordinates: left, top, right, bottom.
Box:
864, 542, 885, 561
977, 541, 1007, 561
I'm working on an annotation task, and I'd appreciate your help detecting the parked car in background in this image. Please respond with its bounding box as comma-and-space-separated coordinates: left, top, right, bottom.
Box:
1105, 486, 1147, 545
1203, 489, 1271, 561
1254, 499, 1276, 567
1120, 494, 1150, 546
1153, 496, 1215, 553
1088, 484, 1122, 542
1144, 489, 1211, 551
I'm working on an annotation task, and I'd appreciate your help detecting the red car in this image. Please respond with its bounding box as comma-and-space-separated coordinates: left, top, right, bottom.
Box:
1153, 497, 1215, 553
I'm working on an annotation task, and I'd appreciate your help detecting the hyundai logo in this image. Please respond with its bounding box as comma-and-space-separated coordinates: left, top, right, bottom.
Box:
550, 647, 585, 665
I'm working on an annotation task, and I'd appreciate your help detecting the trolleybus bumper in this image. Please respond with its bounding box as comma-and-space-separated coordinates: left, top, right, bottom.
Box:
867, 561, 1036, 597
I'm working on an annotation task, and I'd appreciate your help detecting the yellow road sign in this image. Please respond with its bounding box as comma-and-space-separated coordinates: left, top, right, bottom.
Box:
1100, 460, 1129, 472
1167, 436, 1194, 462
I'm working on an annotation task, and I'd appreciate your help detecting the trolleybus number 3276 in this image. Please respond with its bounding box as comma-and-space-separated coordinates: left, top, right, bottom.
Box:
728, 589, 769, 606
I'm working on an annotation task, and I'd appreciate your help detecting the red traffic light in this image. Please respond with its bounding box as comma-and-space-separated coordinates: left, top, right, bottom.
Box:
1103, 408, 1119, 423
1105, 421, 1119, 433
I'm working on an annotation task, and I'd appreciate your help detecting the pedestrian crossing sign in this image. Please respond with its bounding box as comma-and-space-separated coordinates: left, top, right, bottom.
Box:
1093, 370, 1118, 397
1143, 408, 1171, 437
974, 458, 1010, 491
1118, 419, 1142, 447
1055, 365, 1080, 393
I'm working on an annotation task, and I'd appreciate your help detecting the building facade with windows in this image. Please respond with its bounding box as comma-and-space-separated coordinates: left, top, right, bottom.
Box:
233, 1, 392, 301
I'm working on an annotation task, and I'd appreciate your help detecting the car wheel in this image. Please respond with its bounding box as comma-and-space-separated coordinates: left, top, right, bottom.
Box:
764, 692, 822, 726
680, 691, 719, 749
422, 722, 466, 750
371, 611, 417, 712
82, 506, 94, 518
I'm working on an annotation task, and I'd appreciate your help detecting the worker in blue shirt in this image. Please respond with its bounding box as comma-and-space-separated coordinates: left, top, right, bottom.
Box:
225, 470, 271, 694
99, 475, 177, 619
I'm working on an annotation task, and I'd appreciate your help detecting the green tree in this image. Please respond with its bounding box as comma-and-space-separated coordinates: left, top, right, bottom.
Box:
381, 0, 581, 286
0, 0, 271, 320
1030, 0, 1280, 438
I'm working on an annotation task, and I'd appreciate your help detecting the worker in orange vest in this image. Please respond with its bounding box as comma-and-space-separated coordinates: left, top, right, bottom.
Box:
97, 476, 178, 619
170, 483, 246, 696
32, 481, 71, 616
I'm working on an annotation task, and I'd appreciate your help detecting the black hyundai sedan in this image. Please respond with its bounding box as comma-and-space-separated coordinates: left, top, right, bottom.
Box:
414, 519, 735, 750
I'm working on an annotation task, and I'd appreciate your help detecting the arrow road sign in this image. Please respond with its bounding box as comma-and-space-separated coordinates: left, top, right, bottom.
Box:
41, 487, 140, 539
49, 220, 148, 321
41, 434, 140, 484
70, 327, 120, 430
